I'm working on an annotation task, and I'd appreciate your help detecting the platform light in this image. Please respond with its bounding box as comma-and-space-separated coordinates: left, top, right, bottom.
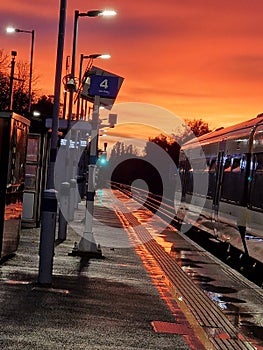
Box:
6, 26, 35, 113
101, 10, 117, 16
67, 8, 116, 126
97, 54, 111, 59
86, 9, 117, 17
6, 27, 16, 33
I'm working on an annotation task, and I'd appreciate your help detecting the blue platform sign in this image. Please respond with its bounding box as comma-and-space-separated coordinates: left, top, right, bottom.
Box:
89, 75, 119, 98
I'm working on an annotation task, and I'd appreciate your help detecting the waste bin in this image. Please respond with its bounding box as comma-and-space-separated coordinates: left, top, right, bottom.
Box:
0, 111, 30, 261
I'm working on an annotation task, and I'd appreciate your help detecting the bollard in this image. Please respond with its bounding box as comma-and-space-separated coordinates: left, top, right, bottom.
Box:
74, 178, 80, 210
68, 178, 77, 221
38, 189, 58, 286
58, 182, 70, 241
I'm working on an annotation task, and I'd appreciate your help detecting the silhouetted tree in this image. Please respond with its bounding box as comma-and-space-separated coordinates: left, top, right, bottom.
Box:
0, 49, 9, 72
186, 118, 211, 136
31, 95, 54, 119
109, 141, 139, 162
12, 88, 29, 113
145, 134, 180, 165
174, 118, 211, 143
0, 73, 10, 111
106, 142, 140, 186
0, 49, 39, 115
107, 119, 212, 197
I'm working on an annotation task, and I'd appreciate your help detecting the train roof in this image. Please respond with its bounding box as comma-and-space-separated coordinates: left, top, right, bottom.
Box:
182, 113, 263, 149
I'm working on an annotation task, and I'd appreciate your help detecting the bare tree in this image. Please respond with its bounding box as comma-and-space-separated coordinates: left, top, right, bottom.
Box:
0, 49, 9, 73
0, 50, 39, 114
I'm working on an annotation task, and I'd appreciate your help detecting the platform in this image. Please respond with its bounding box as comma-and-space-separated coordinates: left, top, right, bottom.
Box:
0, 188, 261, 350
0, 190, 201, 350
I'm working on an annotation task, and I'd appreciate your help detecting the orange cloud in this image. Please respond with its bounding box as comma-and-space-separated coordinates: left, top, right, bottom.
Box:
1, 0, 263, 133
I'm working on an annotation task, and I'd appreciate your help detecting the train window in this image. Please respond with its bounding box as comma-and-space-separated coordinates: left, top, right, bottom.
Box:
187, 158, 192, 171
223, 156, 242, 173
221, 154, 246, 203
209, 158, 217, 173
249, 152, 263, 210
207, 158, 217, 198
223, 157, 232, 172
255, 153, 263, 172
253, 126, 263, 152
232, 158, 241, 173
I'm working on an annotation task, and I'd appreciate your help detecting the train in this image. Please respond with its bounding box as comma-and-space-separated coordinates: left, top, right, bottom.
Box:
177, 113, 263, 263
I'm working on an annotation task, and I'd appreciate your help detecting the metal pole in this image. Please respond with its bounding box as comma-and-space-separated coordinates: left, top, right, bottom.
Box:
62, 90, 68, 119
62, 55, 70, 119
76, 53, 84, 119
67, 9, 79, 130
28, 30, 34, 113
65, 10, 80, 223
38, 0, 67, 286
8, 52, 16, 111
46, 0, 67, 189
38, 190, 57, 285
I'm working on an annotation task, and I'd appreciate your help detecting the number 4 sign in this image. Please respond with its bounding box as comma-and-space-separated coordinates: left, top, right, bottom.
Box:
99, 79, 109, 89
89, 75, 119, 98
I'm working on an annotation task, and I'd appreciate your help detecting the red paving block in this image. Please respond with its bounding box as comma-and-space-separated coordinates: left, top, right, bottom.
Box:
151, 321, 192, 335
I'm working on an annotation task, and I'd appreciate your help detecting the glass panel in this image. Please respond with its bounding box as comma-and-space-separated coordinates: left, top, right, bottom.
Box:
253, 125, 263, 152
25, 164, 38, 190
221, 154, 246, 203
223, 156, 231, 172
250, 175, 263, 209
8, 127, 27, 185
209, 158, 217, 173
26, 136, 39, 162
255, 153, 263, 172
249, 152, 263, 210
232, 158, 241, 173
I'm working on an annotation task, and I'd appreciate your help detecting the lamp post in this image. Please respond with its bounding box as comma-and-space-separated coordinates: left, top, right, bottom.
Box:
76, 53, 111, 119
6, 27, 35, 113
8, 50, 17, 111
67, 9, 116, 130
37, 0, 67, 286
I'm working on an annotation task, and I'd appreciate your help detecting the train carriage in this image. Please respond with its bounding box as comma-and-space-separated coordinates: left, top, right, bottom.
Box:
178, 114, 263, 261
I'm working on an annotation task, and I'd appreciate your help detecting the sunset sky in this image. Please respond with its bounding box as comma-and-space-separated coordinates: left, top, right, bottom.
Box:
1, 0, 263, 138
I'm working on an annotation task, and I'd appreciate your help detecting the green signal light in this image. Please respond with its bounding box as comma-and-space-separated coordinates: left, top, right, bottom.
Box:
98, 152, 107, 165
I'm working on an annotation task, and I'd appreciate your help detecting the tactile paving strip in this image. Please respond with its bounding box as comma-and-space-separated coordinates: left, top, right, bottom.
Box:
114, 191, 257, 350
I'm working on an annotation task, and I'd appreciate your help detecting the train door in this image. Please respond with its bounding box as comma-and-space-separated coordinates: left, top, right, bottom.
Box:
211, 151, 224, 234
249, 124, 263, 209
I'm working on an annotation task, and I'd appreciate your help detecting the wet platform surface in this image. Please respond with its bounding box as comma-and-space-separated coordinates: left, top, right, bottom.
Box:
0, 188, 263, 349
108, 189, 263, 350
0, 190, 203, 350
